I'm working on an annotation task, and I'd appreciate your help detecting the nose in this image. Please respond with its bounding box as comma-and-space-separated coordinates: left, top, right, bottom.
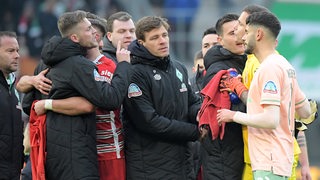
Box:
242, 34, 247, 42
159, 36, 167, 44
14, 51, 20, 59
92, 27, 97, 34
124, 30, 132, 38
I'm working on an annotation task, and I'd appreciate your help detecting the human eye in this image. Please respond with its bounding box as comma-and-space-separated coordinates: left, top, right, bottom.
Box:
118, 29, 125, 34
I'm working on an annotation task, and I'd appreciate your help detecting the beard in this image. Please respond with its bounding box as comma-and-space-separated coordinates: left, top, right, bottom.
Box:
245, 43, 254, 54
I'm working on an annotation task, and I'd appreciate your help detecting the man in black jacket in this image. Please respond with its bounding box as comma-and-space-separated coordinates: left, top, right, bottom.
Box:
39, 10, 131, 180
201, 14, 247, 179
123, 16, 201, 180
0, 31, 24, 180
103, 11, 136, 63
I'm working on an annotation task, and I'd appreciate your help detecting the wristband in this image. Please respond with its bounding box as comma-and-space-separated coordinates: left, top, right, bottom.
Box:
45, 99, 53, 110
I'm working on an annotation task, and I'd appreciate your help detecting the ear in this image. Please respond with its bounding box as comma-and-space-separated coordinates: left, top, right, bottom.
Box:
256, 28, 264, 41
138, 40, 144, 45
106, 32, 112, 41
70, 34, 79, 43
217, 35, 223, 45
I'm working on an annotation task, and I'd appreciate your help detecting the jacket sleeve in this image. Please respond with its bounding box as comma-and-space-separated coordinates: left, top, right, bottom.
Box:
70, 60, 131, 110
125, 69, 199, 142
187, 79, 201, 124
181, 64, 201, 124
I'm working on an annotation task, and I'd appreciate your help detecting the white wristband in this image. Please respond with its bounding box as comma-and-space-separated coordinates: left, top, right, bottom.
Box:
44, 99, 53, 110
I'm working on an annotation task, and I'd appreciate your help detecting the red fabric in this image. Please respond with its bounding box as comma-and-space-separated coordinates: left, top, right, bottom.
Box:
29, 100, 46, 180
98, 158, 126, 180
198, 70, 231, 140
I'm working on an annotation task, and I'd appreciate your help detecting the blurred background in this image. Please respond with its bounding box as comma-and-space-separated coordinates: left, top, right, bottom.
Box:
1, 0, 319, 178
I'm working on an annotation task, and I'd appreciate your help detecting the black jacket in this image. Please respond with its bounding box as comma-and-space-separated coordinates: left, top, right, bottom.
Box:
201, 45, 247, 180
102, 38, 117, 63
0, 71, 23, 180
41, 36, 131, 180
123, 40, 201, 179
189, 68, 205, 101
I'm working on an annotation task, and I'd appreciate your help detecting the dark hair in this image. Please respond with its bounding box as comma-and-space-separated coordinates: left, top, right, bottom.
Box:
215, 14, 239, 35
87, 13, 107, 37
246, 11, 281, 39
243, 4, 270, 15
0, 31, 17, 46
135, 16, 170, 41
202, 27, 217, 38
106, 11, 132, 32
58, 10, 87, 37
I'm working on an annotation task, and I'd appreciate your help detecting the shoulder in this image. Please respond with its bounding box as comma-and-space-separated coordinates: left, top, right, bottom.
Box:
170, 59, 188, 73
61, 56, 96, 72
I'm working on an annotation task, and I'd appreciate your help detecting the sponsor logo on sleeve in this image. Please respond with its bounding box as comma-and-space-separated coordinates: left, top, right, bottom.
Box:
94, 69, 105, 81
263, 81, 278, 94
128, 83, 142, 98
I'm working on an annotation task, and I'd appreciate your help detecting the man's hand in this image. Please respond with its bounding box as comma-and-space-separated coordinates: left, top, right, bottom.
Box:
33, 68, 52, 95
295, 99, 318, 131
34, 100, 46, 115
220, 71, 247, 97
300, 163, 312, 180
116, 41, 131, 63
217, 109, 236, 125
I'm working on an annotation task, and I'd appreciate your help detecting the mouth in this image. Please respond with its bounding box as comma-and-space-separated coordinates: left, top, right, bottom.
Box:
159, 47, 168, 52
12, 62, 18, 66
236, 43, 244, 49
123, 41, 132, 44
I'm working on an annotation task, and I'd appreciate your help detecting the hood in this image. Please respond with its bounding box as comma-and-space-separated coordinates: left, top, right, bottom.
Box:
41, 36, 87, 66
128, 40, 170, 70
203, 45, 247, 70
102, 37, 116, 55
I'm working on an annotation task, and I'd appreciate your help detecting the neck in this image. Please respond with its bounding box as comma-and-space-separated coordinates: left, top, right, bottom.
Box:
254, 41, 277, 63
87, 47, 101, 61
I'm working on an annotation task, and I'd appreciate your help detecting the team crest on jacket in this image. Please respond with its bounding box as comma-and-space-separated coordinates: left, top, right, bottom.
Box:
180, 83, 187, 92
128, 83, 142, 98
154, 74, 161, 80
176, 69, 183, 82
263, 81, 278, 94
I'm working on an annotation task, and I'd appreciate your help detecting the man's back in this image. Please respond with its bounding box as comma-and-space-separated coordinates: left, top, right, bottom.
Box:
42, 36, 130, 180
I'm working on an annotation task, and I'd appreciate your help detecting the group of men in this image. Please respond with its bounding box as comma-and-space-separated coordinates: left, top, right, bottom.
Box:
0, 4, 317, 180
190, 4, 315, 180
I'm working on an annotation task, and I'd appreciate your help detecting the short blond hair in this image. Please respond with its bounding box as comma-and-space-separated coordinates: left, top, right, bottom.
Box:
57, 10, 88, 37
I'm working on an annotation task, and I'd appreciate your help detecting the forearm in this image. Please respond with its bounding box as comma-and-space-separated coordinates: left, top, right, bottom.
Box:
51, 97, 95, 115
239, 90, 248, 105
233, 105, 280, 129
296, 99, 312, 119
16, 76, 35, 93
297, 131, 310, 167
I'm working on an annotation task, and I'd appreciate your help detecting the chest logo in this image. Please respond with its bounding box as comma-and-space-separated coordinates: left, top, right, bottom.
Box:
176, 69, 183, 82
180, 83, 187, 92
154, 74, 161, 80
